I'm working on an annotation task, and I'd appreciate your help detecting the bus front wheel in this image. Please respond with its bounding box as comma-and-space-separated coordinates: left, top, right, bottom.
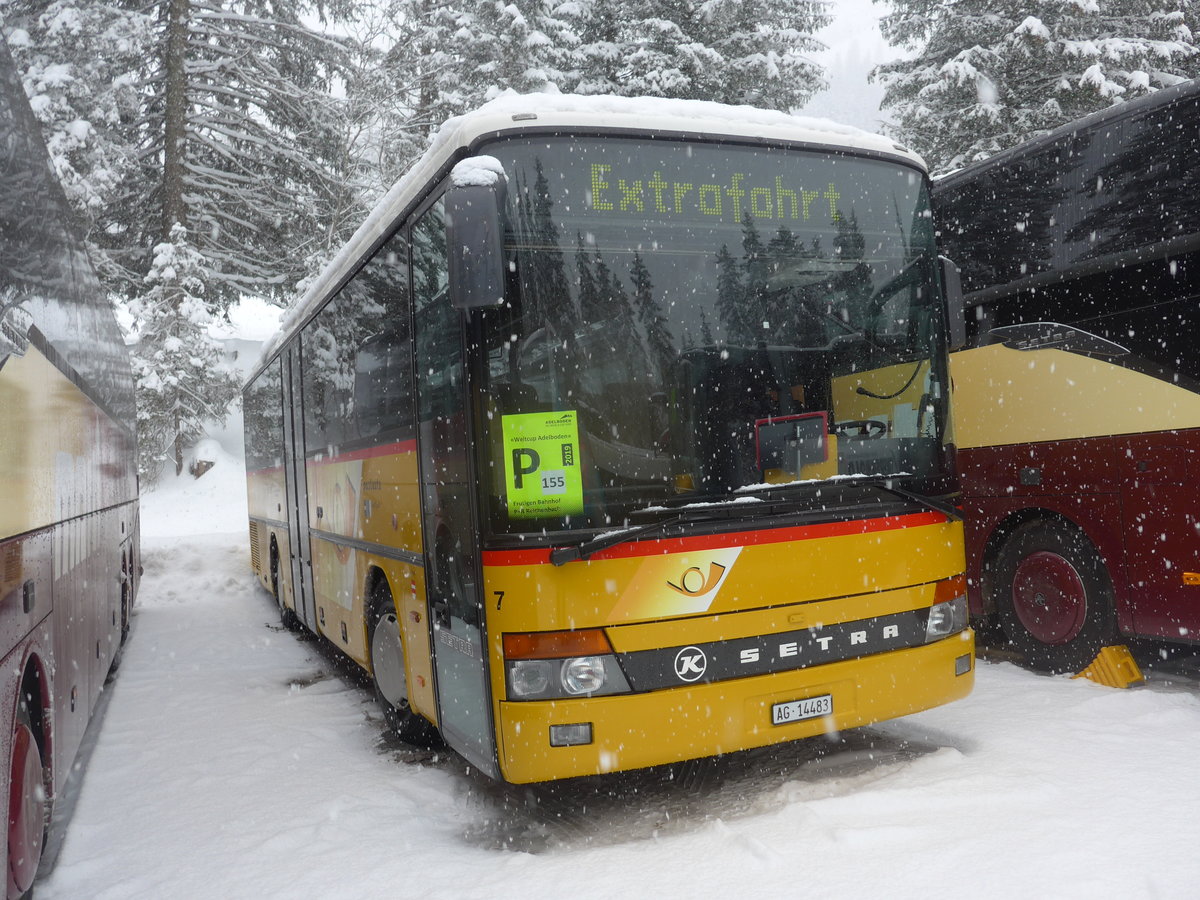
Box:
368, 589, 434, 745
992, 519, 1116, 674
7, 705, 45, 900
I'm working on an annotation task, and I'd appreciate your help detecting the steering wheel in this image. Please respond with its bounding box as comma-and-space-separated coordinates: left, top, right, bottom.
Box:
835, 419, 888, 439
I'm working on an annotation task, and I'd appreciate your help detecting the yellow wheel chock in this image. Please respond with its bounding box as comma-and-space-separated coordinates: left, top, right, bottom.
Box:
1073, 645, 1144, 688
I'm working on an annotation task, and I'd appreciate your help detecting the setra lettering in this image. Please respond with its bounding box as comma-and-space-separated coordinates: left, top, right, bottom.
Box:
733, 621, 911, 668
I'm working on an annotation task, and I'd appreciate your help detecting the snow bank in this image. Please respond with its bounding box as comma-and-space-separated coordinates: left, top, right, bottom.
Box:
140, 406, 247, 537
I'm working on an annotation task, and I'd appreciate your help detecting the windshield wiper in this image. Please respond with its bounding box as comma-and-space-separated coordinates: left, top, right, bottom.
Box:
549, 481, 960, 566
550, 513, 690, 566
549, 502, 760, 566
553, 488, 847, 565
862, 479, 962, 521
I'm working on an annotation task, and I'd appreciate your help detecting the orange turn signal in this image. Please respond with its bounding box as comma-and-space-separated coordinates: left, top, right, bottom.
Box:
503, 629, 613, 660
934, 573, 967, 604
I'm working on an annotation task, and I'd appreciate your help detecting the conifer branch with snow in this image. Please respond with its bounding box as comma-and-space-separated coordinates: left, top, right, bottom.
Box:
873, 0, 1200, 174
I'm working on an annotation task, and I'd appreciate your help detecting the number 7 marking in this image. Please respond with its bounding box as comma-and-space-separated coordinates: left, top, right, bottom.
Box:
494, 590, 505, 611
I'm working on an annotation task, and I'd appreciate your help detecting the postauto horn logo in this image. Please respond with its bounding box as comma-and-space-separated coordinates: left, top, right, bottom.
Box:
666, 562, 727, 598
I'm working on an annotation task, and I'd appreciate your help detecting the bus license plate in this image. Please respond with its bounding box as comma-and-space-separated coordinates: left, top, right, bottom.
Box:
772, 694, 832, 725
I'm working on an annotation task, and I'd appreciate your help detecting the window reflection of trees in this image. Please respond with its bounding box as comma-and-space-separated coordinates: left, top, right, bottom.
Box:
714, 212, 873, 348
1068, 96, 1200, 262
936, 137, 1074, 298
244, 359, 283, 471
574, 233, 647, 379
938, 87, 1200, 383
301, 232, 410, 454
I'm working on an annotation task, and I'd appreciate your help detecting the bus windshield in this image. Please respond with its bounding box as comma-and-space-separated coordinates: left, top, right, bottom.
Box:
475, 136, 950, 536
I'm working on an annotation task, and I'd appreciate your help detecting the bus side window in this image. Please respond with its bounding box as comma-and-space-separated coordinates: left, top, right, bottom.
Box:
352, 230, 414, 439
354, 332, 413, 437
245, 359, 284, 470
300, 306, 341, 453
413, 201, 458, 423
304, 229, 413, 452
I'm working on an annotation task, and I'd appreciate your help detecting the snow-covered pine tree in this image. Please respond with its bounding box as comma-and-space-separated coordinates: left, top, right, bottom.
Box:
5, 0, 353, 307
129, 224, 239, 477
874, 0, 1200, 174
0, 1, 149, 225
469, 0, 575, 98
334, 3, 428, 201
564, 0, 831, 110
386, 0, 575, 147
5, 0, 361, 480
147, 0, 353, 311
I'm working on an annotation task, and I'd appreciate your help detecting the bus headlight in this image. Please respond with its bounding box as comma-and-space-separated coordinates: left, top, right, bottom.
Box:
562, 656, 606, 694
509, 660, 553, 698
926, 595, 969, 641
503, 629, 632, 700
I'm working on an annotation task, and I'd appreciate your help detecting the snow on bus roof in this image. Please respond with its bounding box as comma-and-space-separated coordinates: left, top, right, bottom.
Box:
254, 92, 920, 375
445, 90, 897, 149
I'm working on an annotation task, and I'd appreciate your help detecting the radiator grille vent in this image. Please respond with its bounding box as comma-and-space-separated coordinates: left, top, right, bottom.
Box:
2, 545, 18, 588
249, 522, 261, 572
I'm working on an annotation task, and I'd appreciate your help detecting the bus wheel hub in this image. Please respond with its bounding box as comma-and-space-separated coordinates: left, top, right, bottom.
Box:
1012, 551, 1087, 645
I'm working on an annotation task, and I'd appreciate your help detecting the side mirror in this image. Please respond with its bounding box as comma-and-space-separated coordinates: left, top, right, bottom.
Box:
446, 156, 507, 310
940, 255, 966, 351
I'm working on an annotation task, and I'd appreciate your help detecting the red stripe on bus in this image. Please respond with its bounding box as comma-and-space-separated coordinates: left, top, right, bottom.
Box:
481, 510, 948, 567
306, 439, 418, 466
245, 464, 285, 476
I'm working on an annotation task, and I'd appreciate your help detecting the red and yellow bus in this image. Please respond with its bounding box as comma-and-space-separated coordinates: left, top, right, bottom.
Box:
1, 39, 140, 896
245, 95, 973, 783
935, 80, 1200, 673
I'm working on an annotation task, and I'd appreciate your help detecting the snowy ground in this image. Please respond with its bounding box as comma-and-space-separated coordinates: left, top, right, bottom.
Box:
36, 434, 1200, 899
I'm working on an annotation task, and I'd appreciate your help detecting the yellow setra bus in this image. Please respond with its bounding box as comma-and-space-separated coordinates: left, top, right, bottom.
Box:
244, 95, 974, 783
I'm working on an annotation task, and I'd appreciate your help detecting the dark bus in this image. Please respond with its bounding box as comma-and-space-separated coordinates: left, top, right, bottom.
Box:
935, 79, 1200, 672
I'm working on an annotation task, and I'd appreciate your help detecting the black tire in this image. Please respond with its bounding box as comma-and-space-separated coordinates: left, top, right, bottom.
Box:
272, 545, 301, 632
120, 557, 132, 646
7, 703, 46, 900
368, 586, 435, 745
990, 519, 1116, 674
106, 574, 131, 683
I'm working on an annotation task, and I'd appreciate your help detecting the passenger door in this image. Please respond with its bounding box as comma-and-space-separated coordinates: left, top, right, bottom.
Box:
411, 199, 498, 777
281, 347, 317, 631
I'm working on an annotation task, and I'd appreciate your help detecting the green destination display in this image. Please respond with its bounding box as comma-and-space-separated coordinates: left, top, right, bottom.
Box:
502, 410, 584, 519
589, 162, 843, 224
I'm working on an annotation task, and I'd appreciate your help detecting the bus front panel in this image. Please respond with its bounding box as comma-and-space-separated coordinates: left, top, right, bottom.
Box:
484, 514, 971, 783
